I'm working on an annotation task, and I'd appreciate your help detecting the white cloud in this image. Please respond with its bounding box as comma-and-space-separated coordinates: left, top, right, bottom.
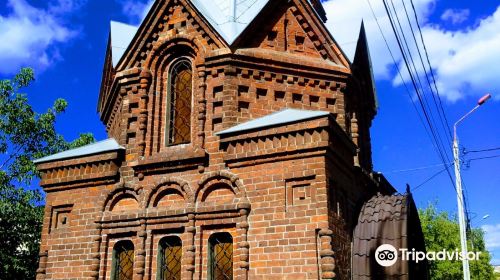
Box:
483, 224, 500, 251
323, 0, 500, 102
116, 0, 153, 25
424, 10, 500, 101
441, 9, 470, 25
0, 0, 84, 74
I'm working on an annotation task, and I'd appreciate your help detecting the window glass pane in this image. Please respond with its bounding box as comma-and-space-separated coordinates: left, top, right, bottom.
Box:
209, 233, 233, 280
167, 60, 192, 145
160, 237, 182, 280
113, 241, 134, 280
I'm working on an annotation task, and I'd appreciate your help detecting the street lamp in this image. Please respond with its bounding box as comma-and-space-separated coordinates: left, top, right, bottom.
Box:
453, 93, 492, 280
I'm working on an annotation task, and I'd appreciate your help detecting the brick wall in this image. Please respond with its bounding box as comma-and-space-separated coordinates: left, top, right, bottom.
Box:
36, 0, 383, 279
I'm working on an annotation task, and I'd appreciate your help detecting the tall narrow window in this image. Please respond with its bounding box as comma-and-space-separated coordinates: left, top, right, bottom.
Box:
158, 236, 182, 280
166, 59, 192, 146
208, 232, 233, 280
112, 240, 134, 280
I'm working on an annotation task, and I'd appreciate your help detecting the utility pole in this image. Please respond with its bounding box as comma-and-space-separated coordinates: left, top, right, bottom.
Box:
453, 93, 491, 280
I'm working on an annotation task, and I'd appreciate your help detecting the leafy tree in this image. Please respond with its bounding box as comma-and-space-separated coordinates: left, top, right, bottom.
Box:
0, 68, 95, 279
419, 203, 495, 280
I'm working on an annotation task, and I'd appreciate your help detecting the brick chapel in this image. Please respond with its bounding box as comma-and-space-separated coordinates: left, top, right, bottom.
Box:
33, 0, 424, 279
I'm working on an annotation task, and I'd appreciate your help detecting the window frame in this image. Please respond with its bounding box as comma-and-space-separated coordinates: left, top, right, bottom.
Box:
111, 240, 135, 280
157, 235, 183, 280
165, 58, 193, 147
208, 232, 233, 280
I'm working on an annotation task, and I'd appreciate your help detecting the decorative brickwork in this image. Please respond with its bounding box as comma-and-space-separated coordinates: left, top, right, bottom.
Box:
35, 0, 395, 279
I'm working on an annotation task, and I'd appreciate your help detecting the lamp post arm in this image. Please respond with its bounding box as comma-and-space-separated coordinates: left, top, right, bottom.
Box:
454, 104, 481, 139
454, 93, 492, 138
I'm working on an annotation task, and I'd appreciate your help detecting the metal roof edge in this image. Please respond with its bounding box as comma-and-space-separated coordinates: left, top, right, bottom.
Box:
110, 20, 139, 67
216, 108, 330, 136
33, 138, 125, 164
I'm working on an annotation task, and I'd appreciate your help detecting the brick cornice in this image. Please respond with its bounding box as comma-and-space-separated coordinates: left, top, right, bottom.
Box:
219, 117, 330, 143
219, 115, 355, 148
131, 147, 207, 176
204, 50, 350, 78
219, 115, 356, 167
37, 151, 123, 189
36, 151, 121, 171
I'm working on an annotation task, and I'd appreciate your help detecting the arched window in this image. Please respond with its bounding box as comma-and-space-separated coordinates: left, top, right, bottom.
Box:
208, 232, 233, 280
112, 240, 134, 280
166, 59, 192, 146
158, 236, 182, 280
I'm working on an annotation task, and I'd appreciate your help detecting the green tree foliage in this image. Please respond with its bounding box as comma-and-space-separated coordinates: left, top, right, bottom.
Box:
0, 68, 95, 279
419, 203, 495, 280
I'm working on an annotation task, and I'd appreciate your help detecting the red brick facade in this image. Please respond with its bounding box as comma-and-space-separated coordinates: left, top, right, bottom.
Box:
36, 1, 394, 279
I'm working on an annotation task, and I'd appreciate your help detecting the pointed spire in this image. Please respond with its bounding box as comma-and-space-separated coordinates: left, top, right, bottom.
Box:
353, 20, 378, 111
354, 20, 369, 65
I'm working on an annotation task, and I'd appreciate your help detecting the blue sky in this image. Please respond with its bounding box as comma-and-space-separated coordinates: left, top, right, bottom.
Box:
0, 0, 499, 265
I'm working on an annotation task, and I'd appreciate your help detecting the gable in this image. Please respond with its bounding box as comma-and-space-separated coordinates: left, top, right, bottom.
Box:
247, 3, 323, 58
115, 0, 229, 71
109, 0, 340, 69
233, 0, 350, 67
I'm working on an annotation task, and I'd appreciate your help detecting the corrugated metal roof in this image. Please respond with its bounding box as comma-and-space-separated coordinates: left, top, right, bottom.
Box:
33, 138, 125, 164
352, 193, 429, 279
216, 108, 330, 136
110, 21, 138, 67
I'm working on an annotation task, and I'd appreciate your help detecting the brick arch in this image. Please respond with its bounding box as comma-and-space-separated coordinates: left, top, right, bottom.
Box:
196, 171, 248, 204
200, 180, 237, 206
102, 183, 143, 212
144, 35, 205, 71
147, 177, 194, 207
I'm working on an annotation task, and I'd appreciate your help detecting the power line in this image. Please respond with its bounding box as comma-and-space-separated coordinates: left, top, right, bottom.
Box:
404, 0, 463, 212
364, 0, 435, 146
388, 0, 438, 133
370, 0, 463, 215
409, 0, 453, 140
464, 147, 500, 154
412, 166, 450, 192
371, 0, 472, 236
365, 0, 457, 197
467, 154, 500, 162
400, 0, 453, 146
387, 0, 452, 168
382, 0, 457, 195
383, 162, 451, 174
